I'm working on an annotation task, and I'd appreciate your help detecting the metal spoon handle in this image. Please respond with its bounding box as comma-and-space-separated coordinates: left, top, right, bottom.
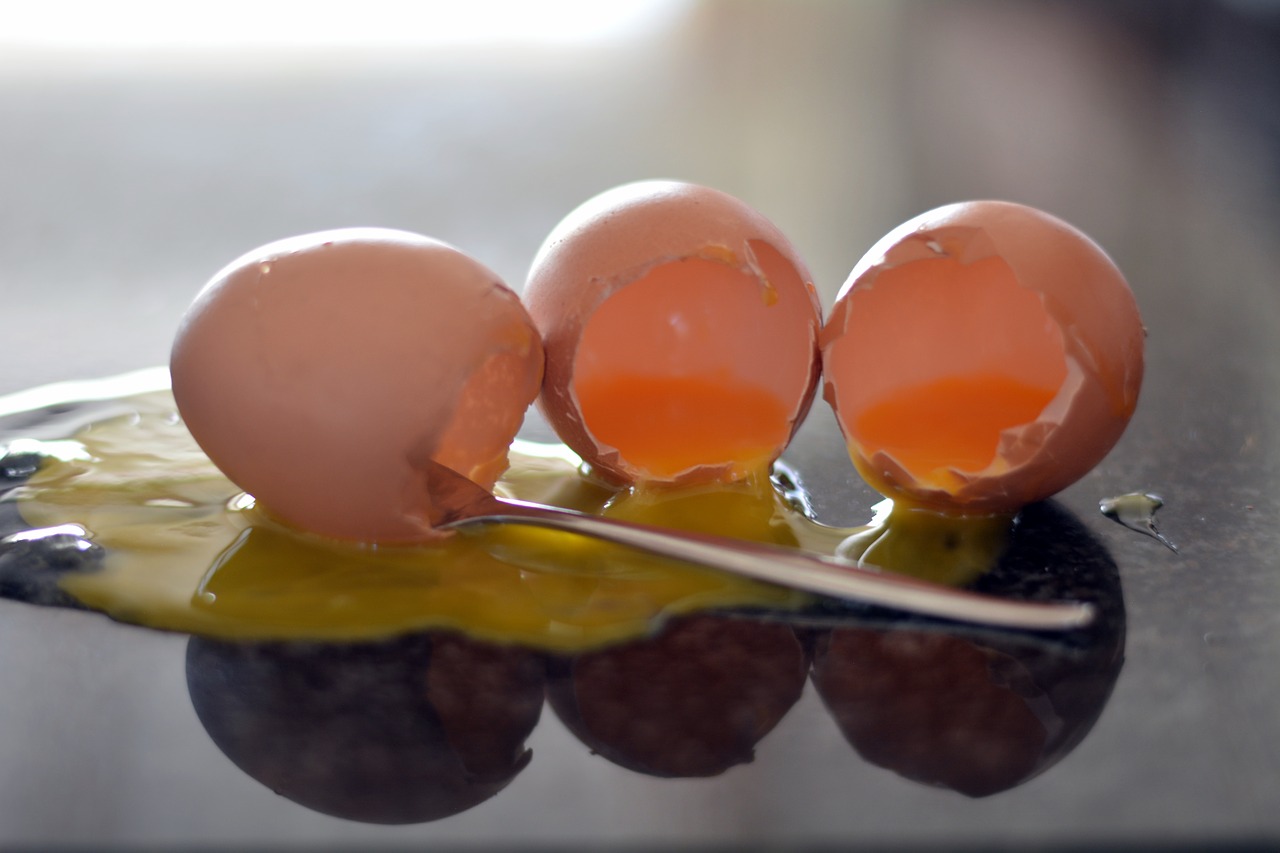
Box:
447, 501, 1095, 631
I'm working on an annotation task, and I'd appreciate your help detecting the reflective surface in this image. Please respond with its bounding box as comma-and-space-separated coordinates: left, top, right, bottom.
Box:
2, 1, 1279, 847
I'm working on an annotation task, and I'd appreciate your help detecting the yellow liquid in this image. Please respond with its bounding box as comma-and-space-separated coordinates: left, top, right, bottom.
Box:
8, 388, 1017, 652
11, 391, 821, 651
573, 373, 791, 480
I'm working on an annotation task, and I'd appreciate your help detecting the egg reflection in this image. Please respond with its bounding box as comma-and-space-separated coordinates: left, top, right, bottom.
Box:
546, 613, 810, 777
810, 501, 1126, 797
45, 493, 1124, 810
185, 632, 546, 824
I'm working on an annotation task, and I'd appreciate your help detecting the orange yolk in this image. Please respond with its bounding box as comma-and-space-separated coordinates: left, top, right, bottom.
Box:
573, 374, 791, 480
828, 253, 1068, 486
852, 375, 1059, 476
570, 249, 814, 481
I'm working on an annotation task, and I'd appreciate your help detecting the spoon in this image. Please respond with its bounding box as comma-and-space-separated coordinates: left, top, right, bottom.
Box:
421, 462, 1094, 631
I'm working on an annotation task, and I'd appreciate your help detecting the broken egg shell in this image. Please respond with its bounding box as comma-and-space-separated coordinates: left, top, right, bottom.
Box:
821, 201, 1144, 514
170, 228, 544, 543
524, 180, 823, 486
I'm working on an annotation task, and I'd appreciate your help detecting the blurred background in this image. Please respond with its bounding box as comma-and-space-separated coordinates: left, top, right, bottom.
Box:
2, 0, 1276, 392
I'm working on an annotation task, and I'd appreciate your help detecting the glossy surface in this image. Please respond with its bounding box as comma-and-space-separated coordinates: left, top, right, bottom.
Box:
2, 1, 1278, 847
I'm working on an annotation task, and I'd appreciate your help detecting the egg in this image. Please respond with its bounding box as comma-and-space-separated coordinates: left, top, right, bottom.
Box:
524, 181, 823, 486
170, 228, 544, 543
820, 201, 1143, 514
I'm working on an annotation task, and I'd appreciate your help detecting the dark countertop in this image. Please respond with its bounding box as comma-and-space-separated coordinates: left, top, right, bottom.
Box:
2, 1, 1278, 847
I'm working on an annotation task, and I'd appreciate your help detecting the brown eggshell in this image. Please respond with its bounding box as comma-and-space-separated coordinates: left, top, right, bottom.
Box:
171, 228, 543, 543
524, 180, 823, 485
821, 201, 1143, 513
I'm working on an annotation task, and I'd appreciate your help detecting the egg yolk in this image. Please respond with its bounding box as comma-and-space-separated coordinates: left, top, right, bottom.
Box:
572, 373, 790, 481
831, 255, 1067, 486
853, 375, 1057, 475
570, 244, 814, 481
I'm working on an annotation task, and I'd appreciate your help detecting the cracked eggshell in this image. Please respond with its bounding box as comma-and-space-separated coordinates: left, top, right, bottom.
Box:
171, 228, 544, 543
820, 201, 1144, 514
524, 180, 823, 485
